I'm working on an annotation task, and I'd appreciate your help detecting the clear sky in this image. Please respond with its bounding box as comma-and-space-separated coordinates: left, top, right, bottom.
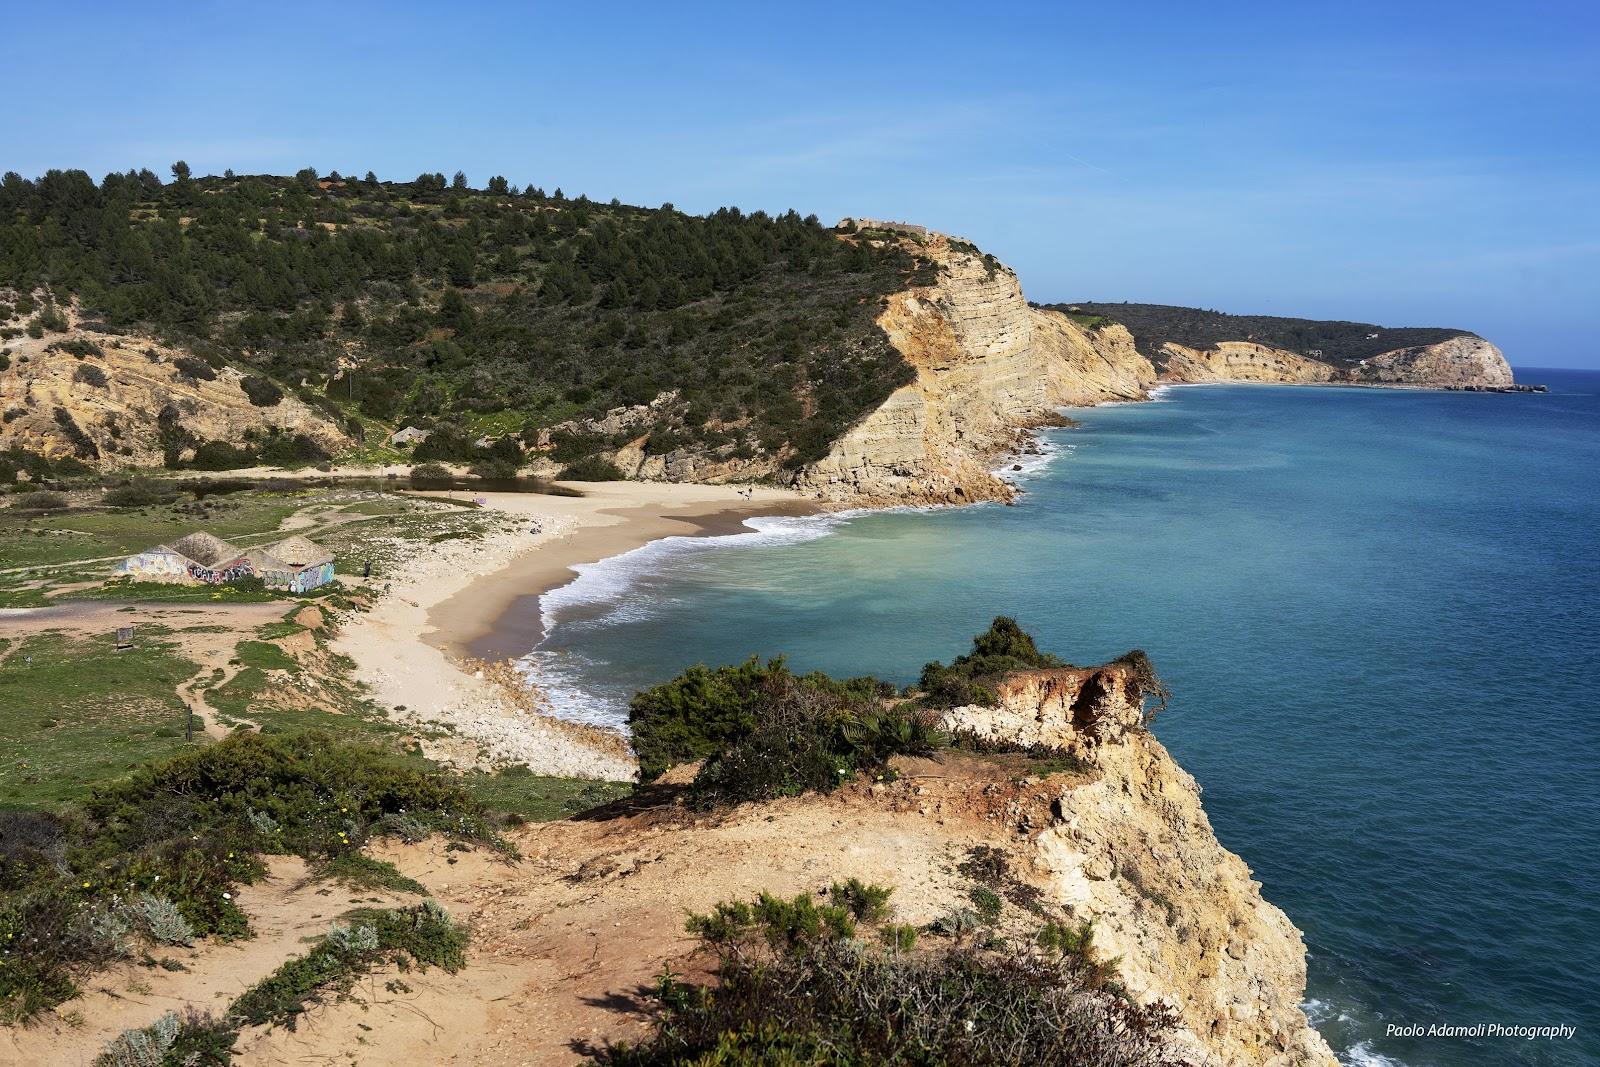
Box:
7, 1, 1597, 367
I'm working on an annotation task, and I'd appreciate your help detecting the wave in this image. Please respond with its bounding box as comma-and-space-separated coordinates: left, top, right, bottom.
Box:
536, 511, 854, 636
517, 647, 632, 730
1344, 1041, 1408, 1067
994, 434, 1067, 484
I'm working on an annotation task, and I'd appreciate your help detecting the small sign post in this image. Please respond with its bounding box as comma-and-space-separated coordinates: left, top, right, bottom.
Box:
115, 626, 134, 651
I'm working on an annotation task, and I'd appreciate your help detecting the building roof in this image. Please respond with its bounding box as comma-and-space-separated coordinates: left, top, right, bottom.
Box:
166, 531, 243, 567
264, 535, 333, 568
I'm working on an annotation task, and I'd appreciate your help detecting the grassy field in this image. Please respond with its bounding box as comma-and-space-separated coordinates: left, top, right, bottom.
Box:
0, 487, 635, 819
0, 629, 201, 808
0, 494, 310, 570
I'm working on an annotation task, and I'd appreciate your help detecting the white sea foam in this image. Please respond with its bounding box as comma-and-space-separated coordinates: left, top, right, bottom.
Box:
518, 648, 631, 730
1344, 1040, 1408, 1067
537, 512, 852, 635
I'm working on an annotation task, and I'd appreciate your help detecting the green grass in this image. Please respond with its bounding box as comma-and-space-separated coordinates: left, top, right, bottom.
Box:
316, 853, 428, 895
0, 630, 203, 807
62, 579, 283, 603
459, 765, 633, 821
232, 639, 298, 672
0, 494, 307, 570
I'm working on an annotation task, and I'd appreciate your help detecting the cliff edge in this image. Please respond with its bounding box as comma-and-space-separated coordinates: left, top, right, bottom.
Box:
796, 225, 1155, 505
795, 227, 1515, 508
946, 667, 1337, 1066
152, 657, 1335, 1065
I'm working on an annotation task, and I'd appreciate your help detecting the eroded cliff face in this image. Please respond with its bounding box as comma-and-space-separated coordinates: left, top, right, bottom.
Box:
943, 668, 1338, 1067
1353, 335, 1514, 387
0, 312, 349, 467
1159, 341, 1338, 384
1159, 334, 1513, 389
795, 231, 1156, 505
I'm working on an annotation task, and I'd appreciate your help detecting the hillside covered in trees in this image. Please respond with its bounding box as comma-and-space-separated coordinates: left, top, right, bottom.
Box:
0, 166, 938, 471
1051, 302, 1473, 372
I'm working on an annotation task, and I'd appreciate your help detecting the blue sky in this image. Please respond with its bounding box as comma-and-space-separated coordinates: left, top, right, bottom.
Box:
7, 1, 1598, 367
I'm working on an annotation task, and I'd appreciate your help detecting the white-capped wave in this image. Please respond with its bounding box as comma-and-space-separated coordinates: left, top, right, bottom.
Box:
537, 512, 852, 635
1344, 1040, 1408, 1067
516, 648, 631, 730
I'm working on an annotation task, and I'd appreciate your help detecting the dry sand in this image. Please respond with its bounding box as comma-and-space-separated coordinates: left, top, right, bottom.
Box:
332, 481, 817, 781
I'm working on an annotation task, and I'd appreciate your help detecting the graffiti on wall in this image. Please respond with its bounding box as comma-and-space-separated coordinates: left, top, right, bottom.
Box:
186, 557, 255, 585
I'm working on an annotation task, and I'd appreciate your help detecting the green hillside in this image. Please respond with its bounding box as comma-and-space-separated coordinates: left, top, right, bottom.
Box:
0, 167, 938, 469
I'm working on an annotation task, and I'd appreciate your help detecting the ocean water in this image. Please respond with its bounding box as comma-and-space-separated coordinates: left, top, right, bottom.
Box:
527, 371, 1600, 1066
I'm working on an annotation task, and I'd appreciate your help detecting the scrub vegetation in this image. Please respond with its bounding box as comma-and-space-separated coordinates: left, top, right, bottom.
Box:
0, 166, 938, 470
599, 881, 1187, 1066
628, 618, 1163, 808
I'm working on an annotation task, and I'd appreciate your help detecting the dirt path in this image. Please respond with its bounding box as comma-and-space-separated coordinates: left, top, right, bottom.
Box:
234, 775, 1014, 1066
178, 661, 245, 740
0, 856, 426, 1067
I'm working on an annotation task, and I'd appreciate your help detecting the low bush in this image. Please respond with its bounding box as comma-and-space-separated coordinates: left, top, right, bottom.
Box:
918, 616, 1067, 708
557, 455, 625, 481
103, 478, 180, 508
72, 362, 108, 388
628, 656, 922, 803
50, 337, 103, 358
0, 733, 494, 1022
9, 490, 69, 512
239, 375, 283, 406
600, 884, 1186, 1066
409, 461, 452, 487
172, 355, 217, 381
231, 901, 465, 1029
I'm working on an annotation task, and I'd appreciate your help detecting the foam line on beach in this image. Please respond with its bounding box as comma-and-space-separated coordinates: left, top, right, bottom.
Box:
536, 512, 851, 635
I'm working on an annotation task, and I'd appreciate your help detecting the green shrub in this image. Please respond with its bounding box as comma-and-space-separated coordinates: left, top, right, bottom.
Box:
918, 616, 1067, 708
239, 375, 283, 406
103, 478, 180, 508
231, 901, 466, 1029
603, 885, 1183, 1066
558, 455, 625, 481
969, 885, 1004, 923
468, 457, 518, 480
316, 853, 427, 895
172, 356, 216, 381
628, 654, 930, 805
188, 440, 257, 470
628, 658, 790, 782
9, 490, 69, 512
0, 734, 493, 1022
828, 878, 894, 923
409, 461, 452, 487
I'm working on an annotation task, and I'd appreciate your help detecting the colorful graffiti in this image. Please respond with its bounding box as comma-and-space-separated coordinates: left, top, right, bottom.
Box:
186, 556, 255, 585
115, 536, 334, 591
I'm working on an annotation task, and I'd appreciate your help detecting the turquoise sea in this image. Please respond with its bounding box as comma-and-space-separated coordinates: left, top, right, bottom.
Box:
527, 370, 1600, 1067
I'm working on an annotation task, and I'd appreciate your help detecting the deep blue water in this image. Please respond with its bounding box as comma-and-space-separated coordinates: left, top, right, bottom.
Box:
529, 371, 1600, 1066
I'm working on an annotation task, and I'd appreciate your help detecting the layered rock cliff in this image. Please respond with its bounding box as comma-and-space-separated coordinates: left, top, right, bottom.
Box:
943, 666, 1338, 1067
790, 227, 1517, 508
795, 228, 1155, 505
1158, 335, 1513, 388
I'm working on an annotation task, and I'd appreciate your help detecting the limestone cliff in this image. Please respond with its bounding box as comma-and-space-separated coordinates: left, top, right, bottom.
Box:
1158, 335, 1513, 388
790, 224, 1515, 508
795, 227, 1155, 505
942, 666, 1338, 1067
0, 307, 349, 467
1158, 341, 1338, 384
1353, 334, 1514, 387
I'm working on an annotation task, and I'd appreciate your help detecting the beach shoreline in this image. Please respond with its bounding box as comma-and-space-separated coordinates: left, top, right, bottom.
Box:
332, 480, 817, 778
431, 484, 820, 662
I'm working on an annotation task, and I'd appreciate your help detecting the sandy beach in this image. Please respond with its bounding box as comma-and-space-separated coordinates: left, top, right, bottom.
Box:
333, 480, 817, 780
